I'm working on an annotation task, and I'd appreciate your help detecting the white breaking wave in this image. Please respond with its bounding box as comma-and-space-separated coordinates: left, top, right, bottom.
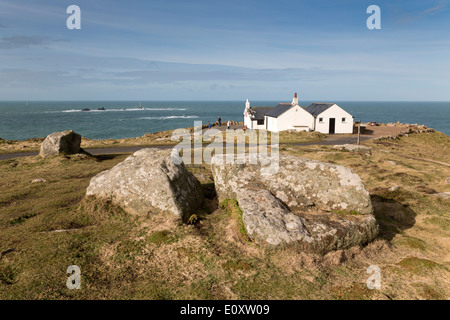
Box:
139, 116, 199, 120
46, 107, 187, 113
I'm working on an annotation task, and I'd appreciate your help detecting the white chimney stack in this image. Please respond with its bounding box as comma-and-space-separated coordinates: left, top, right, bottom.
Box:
292, 92, 298, 106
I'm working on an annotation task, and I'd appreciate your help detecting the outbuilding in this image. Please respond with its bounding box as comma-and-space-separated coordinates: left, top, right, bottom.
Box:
305, 103, 354, 134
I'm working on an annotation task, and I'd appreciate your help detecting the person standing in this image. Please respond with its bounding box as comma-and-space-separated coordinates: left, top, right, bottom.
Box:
227, 120, 231, 129
218, 117, 222, 126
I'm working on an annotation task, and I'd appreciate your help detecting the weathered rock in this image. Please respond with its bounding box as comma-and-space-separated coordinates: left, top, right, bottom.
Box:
389, 185, 400, 192
333, 144, 372, 154
444, 177, 450, 185
385, 160, 397, 166
211, 154, 373, 215
39, 130, 81, 157
212, 154, 377, 253
434, 192, 450, 200
237, 187, 311, 246
31, 178, 48, 184
236, 186, 378, 253
86, 149, 203, 221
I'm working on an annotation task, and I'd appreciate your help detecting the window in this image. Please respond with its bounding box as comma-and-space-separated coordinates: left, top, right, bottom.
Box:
257, 119, 264, 125
319, 117, 324, 123
342, 117, 346, 123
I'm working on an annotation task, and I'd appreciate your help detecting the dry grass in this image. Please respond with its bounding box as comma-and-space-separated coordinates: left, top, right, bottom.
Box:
0, 131, 449, 299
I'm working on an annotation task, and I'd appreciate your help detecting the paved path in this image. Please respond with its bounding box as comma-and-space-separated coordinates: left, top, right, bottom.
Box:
0, 146, 173, 161
0, 134, 375, 161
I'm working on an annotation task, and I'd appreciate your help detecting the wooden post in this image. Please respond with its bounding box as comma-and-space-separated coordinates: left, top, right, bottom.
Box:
357, 120, 361, 145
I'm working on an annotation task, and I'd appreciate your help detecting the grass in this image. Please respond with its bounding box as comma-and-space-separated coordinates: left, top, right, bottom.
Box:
0, 131, 449, 299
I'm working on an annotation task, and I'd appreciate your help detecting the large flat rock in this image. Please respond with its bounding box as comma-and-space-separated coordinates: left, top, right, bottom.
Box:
212, 154, 378, 253
86, 149, 203, 221
212, 153, 373, 215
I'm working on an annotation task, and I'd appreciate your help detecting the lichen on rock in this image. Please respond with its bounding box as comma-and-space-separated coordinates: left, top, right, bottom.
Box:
211, 153, 378, 253
86, 148, 204, 221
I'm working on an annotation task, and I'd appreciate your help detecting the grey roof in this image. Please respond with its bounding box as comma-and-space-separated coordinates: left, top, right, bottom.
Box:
305, 103, 335, 117
265, 103, 293, 118
248, 107, 273, 120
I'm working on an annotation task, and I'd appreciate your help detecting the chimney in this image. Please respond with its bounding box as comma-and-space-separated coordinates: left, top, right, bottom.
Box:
292, 92, 299, 106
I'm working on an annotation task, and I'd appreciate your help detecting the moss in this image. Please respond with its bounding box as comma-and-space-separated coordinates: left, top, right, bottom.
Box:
147, 230, 177, 245
222, 260, 252, 271
221, 199, 250, 241
394, 236, 427, 251
334, 210, 360, 216
398, 257, 445, 275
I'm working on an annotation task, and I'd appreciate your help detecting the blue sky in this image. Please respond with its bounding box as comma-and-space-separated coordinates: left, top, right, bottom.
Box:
0, 0, 449, 101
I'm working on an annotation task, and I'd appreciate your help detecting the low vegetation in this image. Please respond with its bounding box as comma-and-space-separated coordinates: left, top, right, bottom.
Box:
0, 131, 449, 299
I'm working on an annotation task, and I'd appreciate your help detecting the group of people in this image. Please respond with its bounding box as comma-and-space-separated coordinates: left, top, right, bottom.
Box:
208, 117, 232, 129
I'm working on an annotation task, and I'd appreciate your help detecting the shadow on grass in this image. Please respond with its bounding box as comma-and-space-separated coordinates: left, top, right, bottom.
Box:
371, 194, 417, 241
94, 154, 126, 161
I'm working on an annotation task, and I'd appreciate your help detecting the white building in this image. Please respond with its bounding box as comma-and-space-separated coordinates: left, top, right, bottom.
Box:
243, 93, 354, 134
305, 103, 354, 134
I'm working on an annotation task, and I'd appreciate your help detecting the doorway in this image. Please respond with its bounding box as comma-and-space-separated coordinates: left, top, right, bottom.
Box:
329, 118, 336, 134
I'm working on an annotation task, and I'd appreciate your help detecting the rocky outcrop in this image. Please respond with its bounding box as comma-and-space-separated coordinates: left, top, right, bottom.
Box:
212, 154, 373, 215
212, 154, 377, 253
333, 144, 372, 154
86, 149, 203, 221
39, 130, 81, 157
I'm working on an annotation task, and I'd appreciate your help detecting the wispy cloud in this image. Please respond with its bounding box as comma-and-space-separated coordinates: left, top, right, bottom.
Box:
0, 35, 67, 49
423, 0, 448, 14
0, 36, 48, 49
395, 0, 449, 24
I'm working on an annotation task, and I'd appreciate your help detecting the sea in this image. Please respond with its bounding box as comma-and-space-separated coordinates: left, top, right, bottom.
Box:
0, 101, 449, 140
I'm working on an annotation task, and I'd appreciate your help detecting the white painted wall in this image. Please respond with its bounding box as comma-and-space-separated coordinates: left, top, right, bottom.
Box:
266, 105, 314, 132
243, 113, 252, 129
252, 120, 266, 130
313, 104, 354, 134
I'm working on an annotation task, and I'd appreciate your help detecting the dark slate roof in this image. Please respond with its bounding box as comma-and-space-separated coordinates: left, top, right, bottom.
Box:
248, 107, 273, 120
265, 103, 293, 118
305, 103, 335, 117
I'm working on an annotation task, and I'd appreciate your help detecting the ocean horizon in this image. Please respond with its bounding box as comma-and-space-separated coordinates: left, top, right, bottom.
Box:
1, 100, 449, 140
